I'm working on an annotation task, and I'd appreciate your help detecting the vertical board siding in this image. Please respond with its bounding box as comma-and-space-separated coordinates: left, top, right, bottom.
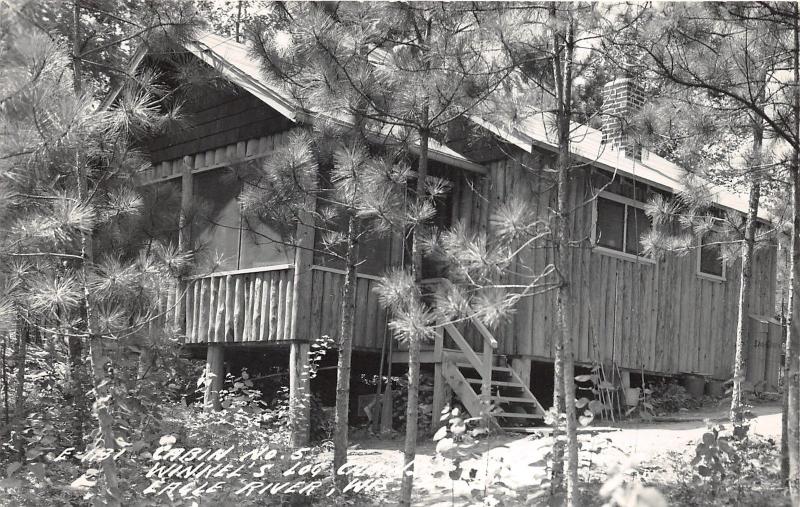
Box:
484, 151, 779, 381
307, 269, 391, 349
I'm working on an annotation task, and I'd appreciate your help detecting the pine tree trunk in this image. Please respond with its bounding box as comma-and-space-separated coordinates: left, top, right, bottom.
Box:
551, 299, 566, 499
13, 315, 27, 457
783, 241, 792, 483
788, 165, 800, 503
72, 2, 120, 500
66, 0, 89, 449
2, 330, 9, 425
399, 128, 429, 507
333, 214, 359, 490
788, 6, 800, 501
731, 127, 762, 426
549, 8, 579, 504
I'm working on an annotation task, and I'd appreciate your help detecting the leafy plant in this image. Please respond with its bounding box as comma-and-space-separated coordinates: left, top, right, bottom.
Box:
575, 367, 614, 424
690, 425, 738, 499
600, 466, 667, 507
432, 403, 532, 505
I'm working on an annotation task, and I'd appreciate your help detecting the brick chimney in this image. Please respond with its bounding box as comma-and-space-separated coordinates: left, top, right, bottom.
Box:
601, 77, 644, 160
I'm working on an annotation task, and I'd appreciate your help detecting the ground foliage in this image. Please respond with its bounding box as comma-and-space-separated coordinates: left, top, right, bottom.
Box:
667, 426, 789, 506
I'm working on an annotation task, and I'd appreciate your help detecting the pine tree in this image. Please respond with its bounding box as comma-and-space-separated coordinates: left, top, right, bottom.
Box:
239, 124, 412, 484
247, 3, 510, 502
628, 3, 800, 497
616, 2, 784, 429
0, 5, 198, 503
488, 4, 635, 502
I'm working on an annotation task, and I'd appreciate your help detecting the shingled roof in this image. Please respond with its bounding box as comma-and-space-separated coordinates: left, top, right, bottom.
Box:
118, 29, 766, 219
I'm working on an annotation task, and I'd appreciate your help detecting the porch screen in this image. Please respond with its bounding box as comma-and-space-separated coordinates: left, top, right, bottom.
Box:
192, 168, 293, 272
193, 170, 241, 271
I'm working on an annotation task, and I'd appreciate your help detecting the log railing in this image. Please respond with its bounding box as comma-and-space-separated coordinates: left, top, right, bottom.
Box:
184, 264, 295, 344
421, 278, 499, 404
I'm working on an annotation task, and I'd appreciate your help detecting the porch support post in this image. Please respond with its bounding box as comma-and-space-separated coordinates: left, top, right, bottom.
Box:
289, 341, 310, 446
175, 155, 194, 337
620, 370, 631, 389
288, 199, 315, 447
511, 357, 532, 389
380, 231, 405, 433
431, 325, 446, 430
379, 338, 394, 434
203, 344, 224, 411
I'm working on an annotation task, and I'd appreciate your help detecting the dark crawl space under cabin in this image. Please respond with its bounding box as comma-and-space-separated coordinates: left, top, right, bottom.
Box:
119, 30, 782, 444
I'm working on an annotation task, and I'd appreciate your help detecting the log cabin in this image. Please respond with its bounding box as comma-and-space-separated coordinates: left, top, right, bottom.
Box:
121, 30, 781, 442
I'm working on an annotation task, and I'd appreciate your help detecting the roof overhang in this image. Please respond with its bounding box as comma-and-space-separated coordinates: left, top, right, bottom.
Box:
106, 30, 484, 174
469, 115, 772, 221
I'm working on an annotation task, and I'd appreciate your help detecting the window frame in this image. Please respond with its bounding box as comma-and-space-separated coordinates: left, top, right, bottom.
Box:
591, 190, 655, 264
696, 233, 727, 282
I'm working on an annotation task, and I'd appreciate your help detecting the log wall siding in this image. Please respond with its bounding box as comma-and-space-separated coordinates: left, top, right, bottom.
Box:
486, 153, 779, 380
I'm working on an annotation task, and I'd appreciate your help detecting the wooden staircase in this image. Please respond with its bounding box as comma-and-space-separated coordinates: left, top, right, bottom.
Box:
442, 355, 546, 431
422, 279, 546, 432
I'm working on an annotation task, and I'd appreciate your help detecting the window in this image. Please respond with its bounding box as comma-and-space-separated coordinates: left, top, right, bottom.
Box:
594, 193, 652, 260
698, 233, 725, 280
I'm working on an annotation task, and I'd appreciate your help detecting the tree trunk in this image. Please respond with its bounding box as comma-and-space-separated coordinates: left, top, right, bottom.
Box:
72, 3, 120, 501
788, 6, 800, 501
66, 0, 89, 449
550, 8, 579, 504
333, 214, 359, 489
731, 126, 763, 426
87, 336, 121, 502
788, 164, 800, 503
13, 315, 27, 457
783, 238, 793, 483
399, 128, 429, 507
2, 330, 8, 425
551, 314, 566, 497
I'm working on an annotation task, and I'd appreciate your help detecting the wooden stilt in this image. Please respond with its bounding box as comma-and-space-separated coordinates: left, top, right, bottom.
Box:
432, 363, 447, 430
289, 340, 310, 446
288, 195, 315, 447
380, 336, 394, 433
620, 369, 631, 388
511, 357, 532, 389
431, 324, 446, 429
203, 344, 224, 412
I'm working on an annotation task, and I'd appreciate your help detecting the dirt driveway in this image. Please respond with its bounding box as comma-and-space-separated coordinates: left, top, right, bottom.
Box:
346, 403, 783, 506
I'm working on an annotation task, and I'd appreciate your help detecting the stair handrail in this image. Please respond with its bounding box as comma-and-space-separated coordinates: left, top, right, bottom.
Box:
419, 278, 498, 349
420, 277, 498, 405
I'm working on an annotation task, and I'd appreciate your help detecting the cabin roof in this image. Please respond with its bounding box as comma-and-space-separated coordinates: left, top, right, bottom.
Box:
116, 29, 765, 219
123, 30, 484, 174
469, 113, 769, 220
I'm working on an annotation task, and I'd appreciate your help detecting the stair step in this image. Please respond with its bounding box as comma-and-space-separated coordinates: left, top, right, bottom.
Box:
456, 363, 512, 372
499, 427, 544, 433
466, 379, 523, 388
495, 412, 543, 419
491, 396, 538, 403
